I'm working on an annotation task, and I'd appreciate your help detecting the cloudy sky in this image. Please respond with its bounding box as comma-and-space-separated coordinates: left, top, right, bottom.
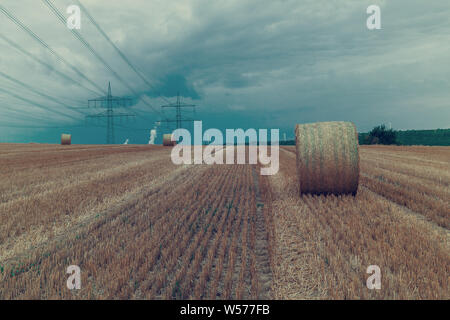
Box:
0, 0, 449, 144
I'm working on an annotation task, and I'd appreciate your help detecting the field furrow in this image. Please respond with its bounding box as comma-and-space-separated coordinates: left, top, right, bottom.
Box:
0, 144, 448, 300
266, 147, 449, 299
0, 145, 273, 299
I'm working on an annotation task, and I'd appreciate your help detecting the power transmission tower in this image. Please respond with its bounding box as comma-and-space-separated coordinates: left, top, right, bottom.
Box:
86, 82, 135, 144
160, 93, 196, 130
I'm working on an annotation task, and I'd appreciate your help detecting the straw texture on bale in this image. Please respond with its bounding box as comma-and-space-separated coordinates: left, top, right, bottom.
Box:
295, 121, 359, 195
61, 134, 71, 145
162, 134, 176, 146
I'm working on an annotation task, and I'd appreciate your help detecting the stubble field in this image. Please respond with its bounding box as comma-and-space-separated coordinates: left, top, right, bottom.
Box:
0, 143, 448, 299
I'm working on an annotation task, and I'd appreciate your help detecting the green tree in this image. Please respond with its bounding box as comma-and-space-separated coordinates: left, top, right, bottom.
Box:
367, 124, 397, 145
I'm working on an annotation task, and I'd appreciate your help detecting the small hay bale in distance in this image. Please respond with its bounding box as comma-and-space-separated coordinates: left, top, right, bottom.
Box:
61, 133, 71, 145
295, 121, 359, 195
162, 133, 176, 146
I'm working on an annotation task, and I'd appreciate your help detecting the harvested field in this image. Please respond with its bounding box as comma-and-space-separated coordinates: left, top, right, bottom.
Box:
0, 143, 448, 299
270, 146, 449, 299
0, 144, 271, 299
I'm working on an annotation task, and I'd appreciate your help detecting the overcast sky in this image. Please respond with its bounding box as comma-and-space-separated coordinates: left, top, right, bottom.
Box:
0, 0, 449, 144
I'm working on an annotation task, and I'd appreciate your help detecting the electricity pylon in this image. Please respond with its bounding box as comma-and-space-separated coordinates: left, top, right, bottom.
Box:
160, 92, 196, 130
86, 82, 135, 144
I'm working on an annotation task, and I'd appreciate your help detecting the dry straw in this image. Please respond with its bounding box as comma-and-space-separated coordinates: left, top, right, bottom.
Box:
295, 121, 359, 195
163, 134, 176, 146
61, 133, 71, 145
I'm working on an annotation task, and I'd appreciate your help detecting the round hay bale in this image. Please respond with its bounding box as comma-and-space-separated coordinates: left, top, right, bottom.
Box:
295, 121, 359, 195
61, 133, 71, 145
162, 133, 176, 146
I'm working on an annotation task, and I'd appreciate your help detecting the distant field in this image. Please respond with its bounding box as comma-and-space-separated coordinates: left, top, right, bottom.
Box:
0, 143, 448, 299
358, 128, 450, 146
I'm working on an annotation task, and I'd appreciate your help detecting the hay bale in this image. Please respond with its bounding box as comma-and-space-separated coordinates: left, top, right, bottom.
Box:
61, 133, 71, 145
295, 121, 359, 195
163, 133, 176, 146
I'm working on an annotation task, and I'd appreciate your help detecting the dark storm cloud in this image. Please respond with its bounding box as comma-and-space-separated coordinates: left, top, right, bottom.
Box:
1, 0, 449, 143
147, 74, 200, 99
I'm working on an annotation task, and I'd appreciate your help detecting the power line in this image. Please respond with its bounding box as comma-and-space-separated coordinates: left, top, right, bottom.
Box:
0, 91, 155, 133
0, 121, 148, 131
74, 0, 172, 105
0, 94, 76, 125
160, 93, 196, 130
0, 4, 105, 94
0, 3, 177, 138
42, 1, 129, 91
86, 82, 136, 144
0, 106, 155, 131
72, 0, 188, 128
43, 0, 165, 131
0, 123, 76, 129
0, 86, 152, 132
0, 105, 66, 125
0, 70, 88, 116
42, 0, 162, 116
0, 33, 100, 97
0, 86, 80, 122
